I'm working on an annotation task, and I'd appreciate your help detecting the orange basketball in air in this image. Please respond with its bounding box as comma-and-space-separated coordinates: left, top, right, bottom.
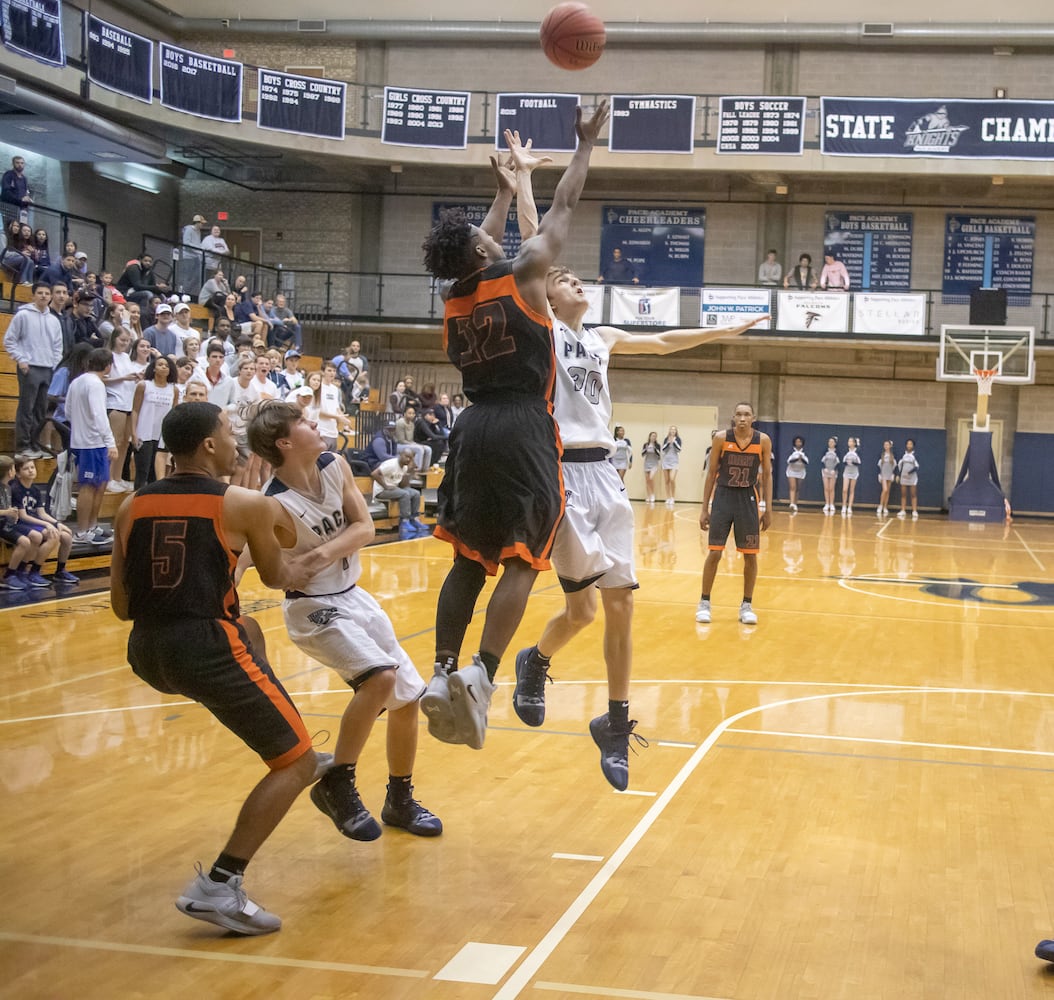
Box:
540, 2, 606, 71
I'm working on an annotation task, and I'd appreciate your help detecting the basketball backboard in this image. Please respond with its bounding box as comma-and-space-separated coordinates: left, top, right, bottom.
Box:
938, 325, 1035, 383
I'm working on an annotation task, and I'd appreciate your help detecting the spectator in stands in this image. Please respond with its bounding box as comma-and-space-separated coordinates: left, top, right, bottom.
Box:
285, 384, 317, 421
432, 392, 454, 435
44, 341, 93, 456
125, 301, 143, 338
417, 382, 437, 411
348, 371, 371, 414
11, 456, 76, 582
414, 406, 448, 465
171, 301, 196, 345
232, 274, 250, 301
450, 392, 466, 423
72, 250, 89, 283
97, 303, 125, 341
40, 252, 80, 293
372, 449, 430, 540
65, 348, 117, 544
100, 271, 124, 306
318, 362, 352, 450
116, 253, 170, 310
103, 327, 142, 493
227, 338, 255, 376
211, 316, 236, 360
0, 454, 49, 591
270, 294, 301, 350
198, 268, 230, 307
334, 339, 367, 380
200, 225, 231, 271
819, 251, 850, 291
758, 249, 782, 286
202, 340, 235, 407
370, 419, 401, 467
181, 213, 208, 249
229, 357, 260, 488
297, 370, 324, 425
784, 252, 818, 290
388, 378, 407, 415
2, 219, 33, 283
182, 380, 209, 403
276, 349, 304, 395
598, 247, 638, 285
30, 228, 50, 280
142, 301, 181, 359
174, 356, 196, 400
234, 290, 268, 340
4, 282, 62, 459
246, 354, 279, 403
1, 156, 33, 222
395, 406, 432, 471
71, 290, 104, 347
46, 281, 74, 358
131, 356, 179, 490
402, 374, 422, 412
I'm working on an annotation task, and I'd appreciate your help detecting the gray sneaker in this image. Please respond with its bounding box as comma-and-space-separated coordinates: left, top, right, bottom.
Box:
739, 602, 758, 625
512, 646, 551, 727
695, 599, 711, 624
175, 864, 281, 936
447, 655, 496, 750
589, 713, 648, 791
420, 665, 462, 745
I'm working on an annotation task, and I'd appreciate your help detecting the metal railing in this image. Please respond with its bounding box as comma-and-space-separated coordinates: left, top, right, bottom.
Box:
2, 203, 107, 279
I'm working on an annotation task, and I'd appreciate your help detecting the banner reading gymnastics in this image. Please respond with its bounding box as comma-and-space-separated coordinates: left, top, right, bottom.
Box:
609, 96, 695, 154
258, 70, 346, 140
1, 0, 64, 67
160, 43, 242, 123
86, 14, 152, 104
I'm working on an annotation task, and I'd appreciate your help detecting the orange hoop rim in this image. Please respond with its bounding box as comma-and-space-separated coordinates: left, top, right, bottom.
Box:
974, 368, 999, 395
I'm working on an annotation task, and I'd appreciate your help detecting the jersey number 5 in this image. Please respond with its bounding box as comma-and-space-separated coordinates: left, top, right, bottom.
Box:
151, 520, 187, 589
455, 302, 515, 367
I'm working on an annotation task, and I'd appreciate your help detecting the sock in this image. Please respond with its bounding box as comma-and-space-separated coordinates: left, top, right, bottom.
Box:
609, 699, 629, 729
387, 774, 413, 802
5, 564, 21, 576
56, 561, 66, 572
743, 595, 751, 605
209, 852, 248, 883
329, 762, 357, 784
478, 650, 499, 682
701, 593, 710, 601
29, 563, 41, 574
530, 647, 552, 667
434, 654, 457, 676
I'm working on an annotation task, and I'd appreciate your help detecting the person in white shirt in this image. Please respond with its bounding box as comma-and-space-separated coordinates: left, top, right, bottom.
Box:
318, 362, 351, 450
372, 450, 430, 540
200, 225, 231, 271
66, 348, 117, 542
172, 302, 196, 345
246, 355, 278, 404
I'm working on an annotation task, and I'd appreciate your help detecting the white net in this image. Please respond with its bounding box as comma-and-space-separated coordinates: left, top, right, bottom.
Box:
974, 369, 998, 397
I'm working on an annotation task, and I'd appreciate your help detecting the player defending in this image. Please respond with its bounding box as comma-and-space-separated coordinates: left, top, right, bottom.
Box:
513, 266, 768, 788
420, 106, 608, 750
247, 401, 441, 841
696, 402, 772, 625
110, 402, 322, 936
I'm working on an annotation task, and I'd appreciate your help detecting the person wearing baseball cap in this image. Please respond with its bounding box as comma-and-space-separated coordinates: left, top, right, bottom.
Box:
276, 348, 304, 394
144, 301, 180, 358
172, 300, 195, 343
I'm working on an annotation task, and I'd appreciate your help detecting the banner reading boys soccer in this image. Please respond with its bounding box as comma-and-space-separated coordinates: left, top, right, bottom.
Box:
86, 14, 152, 104
700, 288, 771, 329
160, 43, 242, 123
609, 286, 680, 327
600, 205, 705, 288
1, 0, 64, 67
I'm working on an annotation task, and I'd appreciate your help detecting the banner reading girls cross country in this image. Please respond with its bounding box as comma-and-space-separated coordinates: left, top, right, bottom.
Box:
822, 97, 1054, 160
600, 205, 705, 288
382, 88, 469, 149
86, 14, 152, 104
160, 43, 242, 123
1, 0, 64, 67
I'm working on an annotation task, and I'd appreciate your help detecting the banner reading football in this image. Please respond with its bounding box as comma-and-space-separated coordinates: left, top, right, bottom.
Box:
776, 292, 850, 333
609, 286, 680, 327
700, 288, 771, 329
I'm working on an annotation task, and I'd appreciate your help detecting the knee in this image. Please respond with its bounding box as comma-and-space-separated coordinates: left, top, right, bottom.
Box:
359, 667, 396, 702
564, 600, 597, 631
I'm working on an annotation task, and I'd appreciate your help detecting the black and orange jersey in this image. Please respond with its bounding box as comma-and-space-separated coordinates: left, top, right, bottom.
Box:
123, 474, 240, 624
443, 259, 555, 404
717, 429, 763, 489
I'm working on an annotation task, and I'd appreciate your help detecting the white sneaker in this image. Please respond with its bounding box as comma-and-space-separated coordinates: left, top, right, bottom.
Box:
121, 480, 135, 491
789, 503, 797, 513
846, 507, 852, 517
446, 656, 496, 750
695, 599, 711, 624
911, 511, 918, 520
897, 510, 907, 519
420, 666, 461, 745
176, 864, 281, 936
841, 506, 847, 516
646, 496, 655, 505
665, 497, 675, 508
73, 530, 94, 544
106, 480, 125, 493
739, 602, 758, 625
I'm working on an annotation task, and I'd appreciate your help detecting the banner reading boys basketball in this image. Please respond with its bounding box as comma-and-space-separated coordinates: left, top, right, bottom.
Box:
822, 97, 1054, 160
258, 70, 346, 140
609, 96, 695, 154
496, 94, 579, 153
86, 14, 152, 104
600, 205, 705, 288
160, 43, 242, 123
823, 212, 913, 291
609, 286, 680, 327
942, 214, 1035, 304
382, 87, 469, 149
1, 0, 64, 67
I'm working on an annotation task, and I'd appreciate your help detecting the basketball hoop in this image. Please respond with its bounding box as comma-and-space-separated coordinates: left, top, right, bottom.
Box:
974, 368, 999, 396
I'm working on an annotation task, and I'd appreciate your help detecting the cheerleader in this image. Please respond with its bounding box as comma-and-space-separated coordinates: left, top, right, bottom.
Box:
840, 436, 861, 516
641, 431, 661, 504
876, 439, 896, 516
785, 435, 808, 513
661, 425, 682, 507
610, 425, 633, 482
820, 436, 839, 514
897, 438, 919, 519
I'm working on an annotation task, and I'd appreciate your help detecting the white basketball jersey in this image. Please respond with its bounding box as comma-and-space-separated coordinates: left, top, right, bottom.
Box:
552, 319, 614, 454
264, 452, 361, 595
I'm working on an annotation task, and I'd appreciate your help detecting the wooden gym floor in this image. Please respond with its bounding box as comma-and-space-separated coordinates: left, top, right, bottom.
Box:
3, 504, 1054, 999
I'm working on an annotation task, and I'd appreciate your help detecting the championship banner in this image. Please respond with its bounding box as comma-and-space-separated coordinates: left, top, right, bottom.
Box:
776, 291, 850, 333
822, 97, 1054, 160
600, 205, 705, 288
258, 69, 346, 141
160, 43, 242, 123
700, 288, 771, 330
496, 94, 579, 152
852, 293, 927, 336
382, 87, 469, 149
717, 97, 805, 155
609, 286, 680, 327
823, 212, 913, 291
609, 96, 695, 154
2, 0, 64, 67
86, 14, 152, 104
942, 214, 1034, 304
582, 283, 604, 325
432, 201, 549, 259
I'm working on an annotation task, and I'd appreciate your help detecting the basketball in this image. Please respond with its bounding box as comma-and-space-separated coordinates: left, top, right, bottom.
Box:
540, 2, 606, 71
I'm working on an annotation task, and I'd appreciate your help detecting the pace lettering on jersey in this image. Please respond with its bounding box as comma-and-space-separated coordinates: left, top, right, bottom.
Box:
310, 508, 345, 539
560, 337, 603, 363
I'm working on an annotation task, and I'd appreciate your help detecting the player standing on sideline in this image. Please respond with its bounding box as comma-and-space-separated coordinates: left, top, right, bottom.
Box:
512, 264, 768, 788
110, 402, 321, 936
247, 401, 441, 841
419, 105, 608, 750
696, 402, 772, 625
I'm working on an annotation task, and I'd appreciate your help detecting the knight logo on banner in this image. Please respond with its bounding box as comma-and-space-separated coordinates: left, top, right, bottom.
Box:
776, 292, 850, 333
609, 286, 680, 326
904, 106, 969, 154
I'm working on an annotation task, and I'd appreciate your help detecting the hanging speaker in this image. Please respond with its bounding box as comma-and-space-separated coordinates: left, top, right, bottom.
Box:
969, 287, 1007, 326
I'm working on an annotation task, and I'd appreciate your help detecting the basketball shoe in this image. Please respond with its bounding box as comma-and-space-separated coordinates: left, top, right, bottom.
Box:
381, 783, 443, 836
695, 599, 711, 624
513, 647, 551, 727
447, 655, 496, 750
589, 713, 648, 791
176, 864, 281, 936
739, 602, 758, 625
310, 768, 382, 841
420, 663, 461, 744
